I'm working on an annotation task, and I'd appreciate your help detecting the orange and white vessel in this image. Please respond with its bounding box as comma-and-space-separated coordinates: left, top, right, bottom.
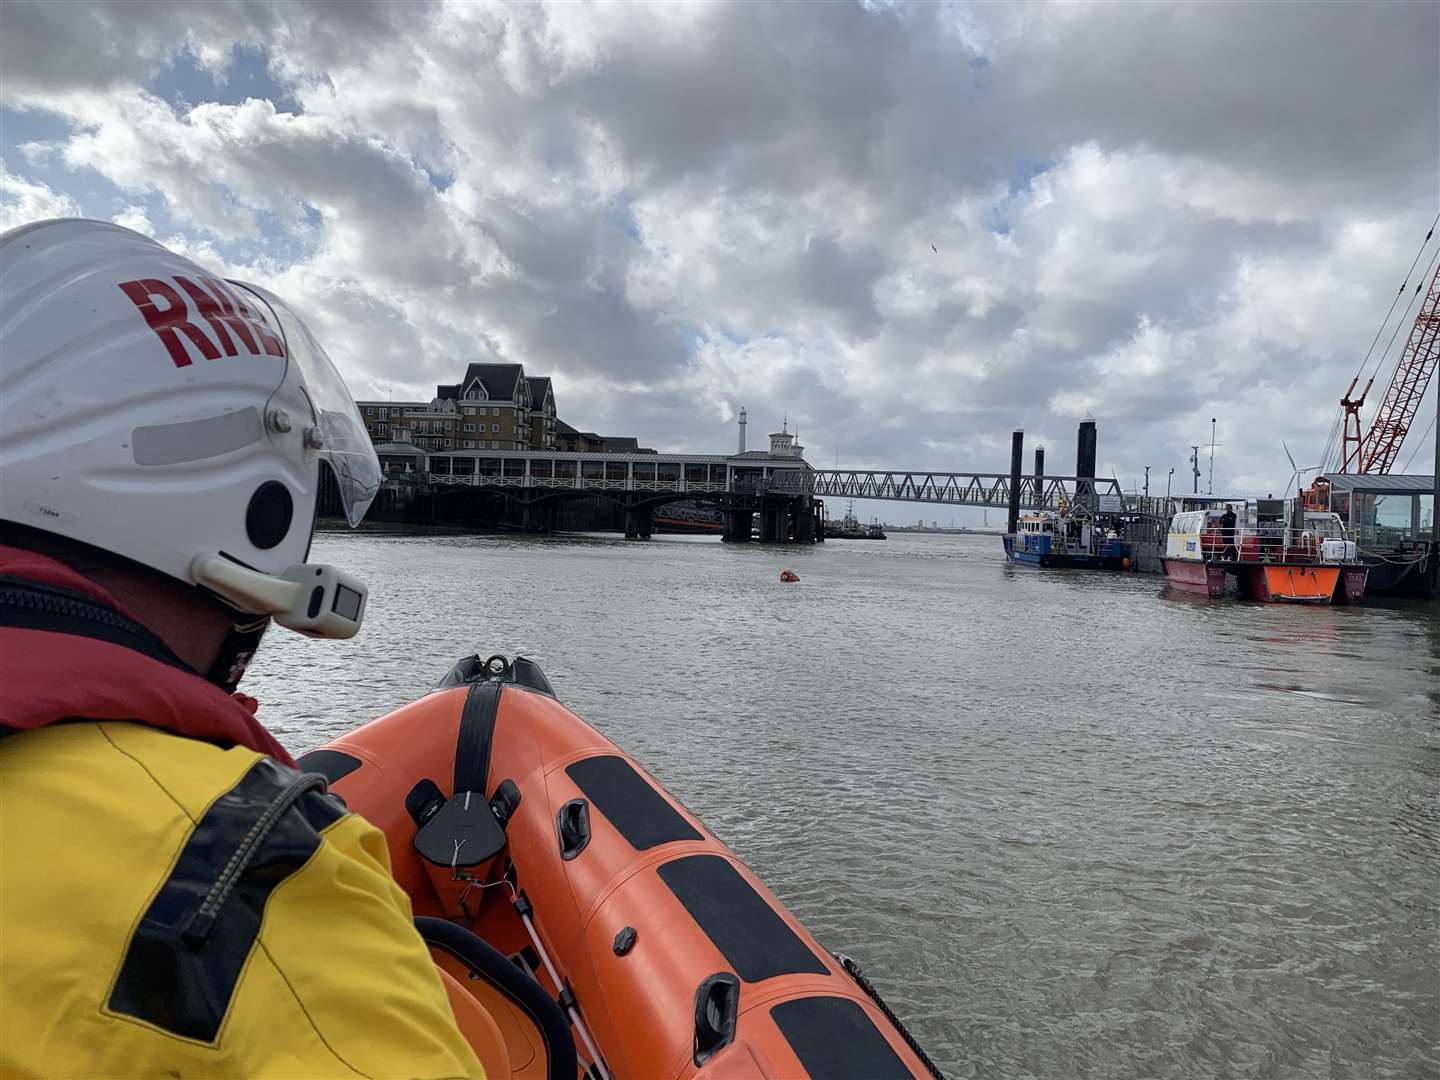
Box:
1162, 502, 1368, 604
301, 655, 943, 1079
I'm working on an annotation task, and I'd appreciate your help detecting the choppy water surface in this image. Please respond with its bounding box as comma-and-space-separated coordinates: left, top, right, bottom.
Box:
247, 530, 1440, 1079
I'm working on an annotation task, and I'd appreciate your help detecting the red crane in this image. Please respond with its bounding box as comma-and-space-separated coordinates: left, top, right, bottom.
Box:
1340, 260, 1440, 473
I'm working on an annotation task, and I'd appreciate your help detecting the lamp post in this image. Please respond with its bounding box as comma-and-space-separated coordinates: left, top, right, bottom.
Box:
1143, 465, 1150, 499
1166, 467, 1174, 500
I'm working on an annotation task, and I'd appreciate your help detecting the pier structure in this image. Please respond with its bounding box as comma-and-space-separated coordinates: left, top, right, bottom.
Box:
371, 440, 824, 543
366, 417, 1135, 543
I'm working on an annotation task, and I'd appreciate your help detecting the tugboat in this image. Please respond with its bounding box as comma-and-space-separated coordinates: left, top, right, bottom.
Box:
301, 655, 944, 1079
1003, 509, 1129, 569
1161, 500, 1367, 603
824, 501, 886, 540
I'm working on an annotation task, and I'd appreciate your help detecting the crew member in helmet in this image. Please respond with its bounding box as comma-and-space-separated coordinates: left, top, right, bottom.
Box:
0, 220, 483, 1077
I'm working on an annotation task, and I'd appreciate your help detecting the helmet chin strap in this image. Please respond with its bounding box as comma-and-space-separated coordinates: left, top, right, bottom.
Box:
204, 614, 271, 694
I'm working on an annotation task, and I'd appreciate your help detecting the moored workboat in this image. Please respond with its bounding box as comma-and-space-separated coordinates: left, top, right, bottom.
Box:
1161, 502, 1368, 604
1003, 510, 1129, 569
302, 655, 943, 1079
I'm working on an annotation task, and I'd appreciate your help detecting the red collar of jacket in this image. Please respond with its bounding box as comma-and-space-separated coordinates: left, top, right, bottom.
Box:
0, 546, 295, 766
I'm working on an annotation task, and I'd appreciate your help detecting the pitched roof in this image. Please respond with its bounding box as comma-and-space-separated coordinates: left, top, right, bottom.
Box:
555, 419, 579, 435
435, 363, 527, 402
602, 436, 639, 451
460, 363, 523, 401
527, 376, 552, 409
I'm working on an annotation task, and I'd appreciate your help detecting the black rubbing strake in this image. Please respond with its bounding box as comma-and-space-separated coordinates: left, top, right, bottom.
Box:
656, 854, 827, 982
454, 681, 500, 795
107, 758, 346, 1042
295, 749, 362, 786
565, 755, 701, 850
770, 996, 910, 1079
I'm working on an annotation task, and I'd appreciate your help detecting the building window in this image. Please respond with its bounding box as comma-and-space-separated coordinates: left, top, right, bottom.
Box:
445, 439, 453, 448
491, 407, 500, 416
463, 424, 474, 432
490, 440, 499, 449
464, 407, 475, 416
380, 407, 389, 419
489, 423, 498, 432
463, 440, 472, 448
378, 423, 388, 435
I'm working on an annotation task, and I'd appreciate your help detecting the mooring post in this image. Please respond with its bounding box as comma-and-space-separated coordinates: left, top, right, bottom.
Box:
1034, 446, 1045, 508
1007, 429, 1024, 535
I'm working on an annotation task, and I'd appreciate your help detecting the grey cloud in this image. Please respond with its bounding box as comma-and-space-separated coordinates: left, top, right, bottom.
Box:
2, 0, 1437, 497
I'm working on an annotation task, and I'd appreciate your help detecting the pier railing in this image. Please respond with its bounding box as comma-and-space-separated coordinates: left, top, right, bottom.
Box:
425, 473, 814, 497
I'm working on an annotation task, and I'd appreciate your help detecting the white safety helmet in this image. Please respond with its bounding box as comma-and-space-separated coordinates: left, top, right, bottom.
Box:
0, 219, 381, 670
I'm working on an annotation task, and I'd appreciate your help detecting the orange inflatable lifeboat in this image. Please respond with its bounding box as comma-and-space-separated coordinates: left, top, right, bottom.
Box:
301, 655, 942, 1079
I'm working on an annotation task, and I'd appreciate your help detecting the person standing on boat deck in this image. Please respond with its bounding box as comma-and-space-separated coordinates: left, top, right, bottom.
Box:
0, 220, 485, 1078
1220, 504, 1239, 561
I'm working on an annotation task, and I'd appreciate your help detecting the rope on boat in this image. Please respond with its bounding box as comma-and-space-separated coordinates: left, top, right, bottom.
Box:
831, 951, 947, 1079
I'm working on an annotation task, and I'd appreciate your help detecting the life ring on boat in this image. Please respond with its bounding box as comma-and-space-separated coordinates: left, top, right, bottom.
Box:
780, 569, 800, 582
300, 655, 942, 1079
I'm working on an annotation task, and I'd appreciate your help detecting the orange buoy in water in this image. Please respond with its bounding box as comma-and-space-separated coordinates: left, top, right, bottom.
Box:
780, 569, 800, 582
1122, 557, 1132, 570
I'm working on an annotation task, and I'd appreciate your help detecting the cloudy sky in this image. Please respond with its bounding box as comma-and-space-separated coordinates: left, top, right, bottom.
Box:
3, 1, 1437, 519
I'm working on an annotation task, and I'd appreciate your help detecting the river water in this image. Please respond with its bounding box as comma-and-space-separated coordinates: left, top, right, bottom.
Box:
246, 529, 1439, 1079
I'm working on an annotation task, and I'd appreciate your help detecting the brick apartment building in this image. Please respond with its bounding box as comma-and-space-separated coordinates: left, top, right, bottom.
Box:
356, 363, 558, 452
357, 364, 650, 454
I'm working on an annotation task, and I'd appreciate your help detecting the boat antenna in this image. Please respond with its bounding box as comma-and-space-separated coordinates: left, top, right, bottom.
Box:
1208, 418, 1217, 495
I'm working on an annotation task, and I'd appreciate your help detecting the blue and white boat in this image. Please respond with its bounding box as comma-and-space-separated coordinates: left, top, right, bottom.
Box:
1003, 511, 1129, 569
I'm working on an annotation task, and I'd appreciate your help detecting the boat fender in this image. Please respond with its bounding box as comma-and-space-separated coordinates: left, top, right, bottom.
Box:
693, 971, 740, 1066
612, 926, 637, 956
556, 798, 592, 860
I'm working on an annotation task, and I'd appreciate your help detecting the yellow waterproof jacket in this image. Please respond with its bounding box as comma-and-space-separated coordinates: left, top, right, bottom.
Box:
0, 720, 485, 1079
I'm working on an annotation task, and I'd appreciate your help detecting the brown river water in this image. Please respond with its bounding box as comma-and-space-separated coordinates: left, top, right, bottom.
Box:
245, 529, 1440, 1079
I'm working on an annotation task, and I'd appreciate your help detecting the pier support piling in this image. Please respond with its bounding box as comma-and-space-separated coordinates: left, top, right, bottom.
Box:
1007, 429, 1024, 536
624, 501, 653, 540
723, 508, 753, 543
1076, 419, 1097, 509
